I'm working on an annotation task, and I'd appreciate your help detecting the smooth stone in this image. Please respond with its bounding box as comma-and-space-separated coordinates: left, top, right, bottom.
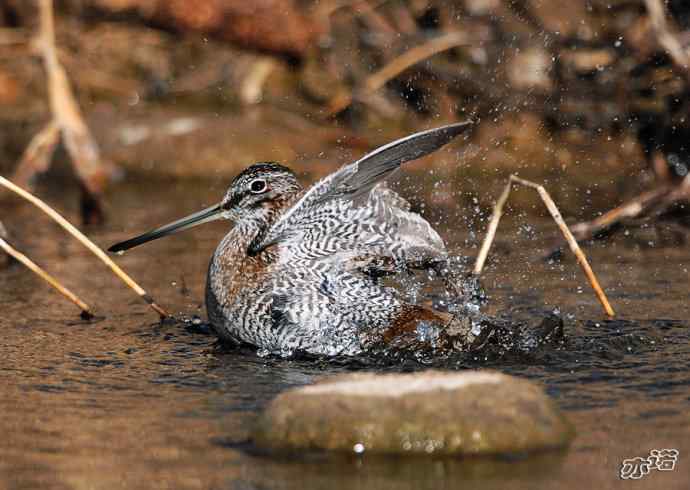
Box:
252, 370, 574, 456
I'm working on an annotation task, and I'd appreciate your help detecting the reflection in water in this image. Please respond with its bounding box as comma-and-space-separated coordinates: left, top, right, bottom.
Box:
1, 179, 689, 489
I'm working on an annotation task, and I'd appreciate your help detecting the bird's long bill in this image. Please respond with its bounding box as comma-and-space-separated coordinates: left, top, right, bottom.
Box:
108, 203, 223, 253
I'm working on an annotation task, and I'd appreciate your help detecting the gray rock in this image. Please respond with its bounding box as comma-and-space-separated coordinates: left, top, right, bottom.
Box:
253, 370, 574, 456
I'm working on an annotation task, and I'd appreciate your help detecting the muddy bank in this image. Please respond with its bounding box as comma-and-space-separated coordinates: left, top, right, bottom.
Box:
1, 103, 649, 218
0, 1, 689, 231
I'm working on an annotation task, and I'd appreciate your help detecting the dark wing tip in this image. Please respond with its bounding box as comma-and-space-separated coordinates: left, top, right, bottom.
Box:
427, 120, 474, 140
443, 120, 474, 131
403, 120, 474, 162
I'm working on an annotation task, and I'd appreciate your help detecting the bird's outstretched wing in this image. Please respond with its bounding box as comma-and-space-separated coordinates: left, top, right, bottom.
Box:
270, 183, 447, 271
249, 122, 471, 255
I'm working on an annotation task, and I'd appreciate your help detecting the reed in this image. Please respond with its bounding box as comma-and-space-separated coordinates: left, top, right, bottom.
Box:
0, 236, 92, 319
0, 175, 169, 319
474, 175, 615, 318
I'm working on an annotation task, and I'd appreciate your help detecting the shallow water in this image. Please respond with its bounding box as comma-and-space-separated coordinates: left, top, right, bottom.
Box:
1, 178, 689, 489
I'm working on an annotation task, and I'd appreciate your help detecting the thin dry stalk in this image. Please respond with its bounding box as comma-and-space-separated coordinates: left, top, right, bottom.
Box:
0, 237, 92, 318
474, 175, 616, 318
364, 31, 469, 91
327, 31, 468, 115
0, 176, 169, 319
570, 184, 673, 240
0, 220, 10, 267
644, 0, 690, 76
316, 0, 392, 32
389, 3, 418, 35
12, 122, 60, 187
566, 174, 690, 243
12, 0, 111, 222
240, 58, 277, 105
663, 173, 690, 201
473, 179, 512, 275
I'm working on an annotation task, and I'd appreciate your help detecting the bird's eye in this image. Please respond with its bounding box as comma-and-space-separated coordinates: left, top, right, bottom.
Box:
250, 179, 267, 193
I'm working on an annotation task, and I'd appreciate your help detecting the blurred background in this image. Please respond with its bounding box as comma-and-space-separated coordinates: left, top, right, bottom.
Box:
0, 0, 689, 236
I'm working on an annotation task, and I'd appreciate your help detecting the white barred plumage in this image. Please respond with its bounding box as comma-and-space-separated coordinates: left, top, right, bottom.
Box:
110, 123, 482, 356
204, 123, 472, 355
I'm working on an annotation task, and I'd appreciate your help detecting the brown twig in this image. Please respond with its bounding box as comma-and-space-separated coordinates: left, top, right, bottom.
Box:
0, 236, 92, 318
316, 0, 393, 32
239, 57, 277, 105
0, 220, 9, 267
326, 31, 469, 115
473, 179, 512, 275
474, 175, 615, 318
564, 174, 690, 244
570, 184, 674, 241
12, 0, 111, 223
389, 3, 417, 35
644, 0, 690, 77
0, 175, 169, 319
12, 122, 60, 187
665, 173, 690, 200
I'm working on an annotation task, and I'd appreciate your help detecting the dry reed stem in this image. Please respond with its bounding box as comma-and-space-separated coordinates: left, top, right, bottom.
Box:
12, 122, 60, 187
474, 175, 615, 318
240, 58, 277, 105
664, 173, 690, 201
569, 185, 672, 240
473, 178, 512, 275
316, 0, 393, 34
567, 174, 690, 243
327, 31, 468, 115
12, 0, 110, 208
0, 237, 92, 318
0, 175, 169, 319
644, 0, 690, 76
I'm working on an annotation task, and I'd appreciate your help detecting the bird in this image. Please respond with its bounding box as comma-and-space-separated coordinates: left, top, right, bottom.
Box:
109, 122, 489, 357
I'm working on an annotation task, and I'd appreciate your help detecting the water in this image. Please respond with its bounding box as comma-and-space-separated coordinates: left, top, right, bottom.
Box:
1, 178, 689, 489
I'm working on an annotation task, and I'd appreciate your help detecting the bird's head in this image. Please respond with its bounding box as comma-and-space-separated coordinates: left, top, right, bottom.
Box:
108, 162, 302, 254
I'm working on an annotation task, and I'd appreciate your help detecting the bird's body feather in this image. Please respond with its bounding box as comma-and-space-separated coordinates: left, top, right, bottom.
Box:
206, 184, 450, 355
110, 123, 478, 356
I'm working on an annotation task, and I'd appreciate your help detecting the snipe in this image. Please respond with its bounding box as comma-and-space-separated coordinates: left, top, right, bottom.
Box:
109, 122, 488, 356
